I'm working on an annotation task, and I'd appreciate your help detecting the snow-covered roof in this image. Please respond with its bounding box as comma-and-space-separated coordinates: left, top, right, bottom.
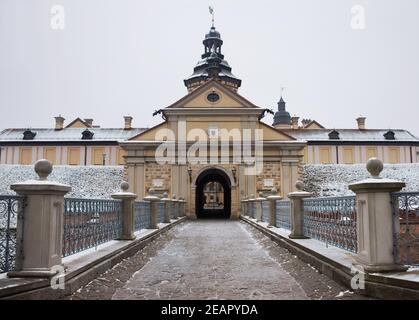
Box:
283, 129, 419, 142
0, 128, 147, 142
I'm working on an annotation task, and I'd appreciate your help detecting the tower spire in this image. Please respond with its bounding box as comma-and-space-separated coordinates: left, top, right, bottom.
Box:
209, 6, 215, 28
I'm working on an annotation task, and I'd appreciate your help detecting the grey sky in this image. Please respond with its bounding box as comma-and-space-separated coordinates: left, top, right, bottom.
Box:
0, 0, 418, 135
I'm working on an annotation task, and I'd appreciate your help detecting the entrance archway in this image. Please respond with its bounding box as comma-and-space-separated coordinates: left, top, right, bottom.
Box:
195, 168, 231, 219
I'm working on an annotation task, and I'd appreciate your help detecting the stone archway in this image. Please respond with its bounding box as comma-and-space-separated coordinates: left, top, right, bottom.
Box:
195, 168, 232, 219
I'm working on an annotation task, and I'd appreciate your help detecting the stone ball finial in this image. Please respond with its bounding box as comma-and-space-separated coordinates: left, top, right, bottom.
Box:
34, 159, 53, 181
250, 194, 254, 199
163, 192, 168, 198
295, 181, 304, 191
271, 187, 277, 194
258, 191, 263, 197
120, 181, 129, 192
366, 157, 383, 178
172, 194, 177, 200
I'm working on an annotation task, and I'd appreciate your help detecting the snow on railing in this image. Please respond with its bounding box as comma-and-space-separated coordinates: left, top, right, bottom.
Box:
62, 198, 123, 257
391, 192, 419, 266
303, 196, 357, 253
0, 195, 25, 273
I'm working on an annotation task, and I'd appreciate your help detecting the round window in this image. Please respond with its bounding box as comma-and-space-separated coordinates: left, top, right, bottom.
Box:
207, 92, 220, 103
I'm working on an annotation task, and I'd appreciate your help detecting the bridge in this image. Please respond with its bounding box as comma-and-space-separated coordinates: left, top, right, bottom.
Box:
0, 159, 418, 300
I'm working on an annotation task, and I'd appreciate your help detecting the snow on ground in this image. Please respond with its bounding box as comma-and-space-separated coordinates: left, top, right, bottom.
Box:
0, 165, 124, 199
301, 164, 419, 197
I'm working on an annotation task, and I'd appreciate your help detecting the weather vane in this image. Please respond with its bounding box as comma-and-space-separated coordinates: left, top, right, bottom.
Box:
281, 86, 286, 97
209, 6, 215, 27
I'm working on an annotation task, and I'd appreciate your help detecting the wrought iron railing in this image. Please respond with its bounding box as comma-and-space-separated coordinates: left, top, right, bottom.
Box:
261, 200, 270, 223
63, 198, 123, 257
276, 200, 291, 230
0, 196, 25, 273
134, 201, 151, 231
157, 201, 165, 224
391, 192, 419, 266
303, 196, 357, 253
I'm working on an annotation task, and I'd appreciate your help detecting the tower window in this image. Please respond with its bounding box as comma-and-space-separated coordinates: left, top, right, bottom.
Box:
207, 92, 220, 103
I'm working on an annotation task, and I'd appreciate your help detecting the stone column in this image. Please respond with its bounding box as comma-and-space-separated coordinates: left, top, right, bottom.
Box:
144, 194, 160, 229
349, 158, 407, 273
178, 198, 186, 217
112, 182, 137, 240
161, 192, 171, 223
172, 194, 178, 219
8, 160, 71, 278
255, 192, 266, 222
288, 181, 311, 239
241, 197, 248, 217
267, 188, 282, 228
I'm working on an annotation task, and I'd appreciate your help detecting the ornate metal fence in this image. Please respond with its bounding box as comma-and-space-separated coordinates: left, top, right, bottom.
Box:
157, 201, 165, 224
261, 200, 270, 223
276, 200, 291, 230
134, 201, 151, 231
0, 196, 25, 273
303, 196, 357, 253
63, 198, 123, 257
391, 192, 419, 266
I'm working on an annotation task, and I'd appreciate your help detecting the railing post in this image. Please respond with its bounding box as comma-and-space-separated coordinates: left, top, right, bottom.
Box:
178, 198, 186, 217
8, 160, 71, 278
172, 194, 178, 219
248, 194, 255, 219
161, 192, 171, 223
112, 182, 137, 240
267, 188, 282, 228
288, 181, 311, 239
144, 193, 160, 229
349, 158, 407, 273
241, 196, 248, 217
256, 192, 265, 222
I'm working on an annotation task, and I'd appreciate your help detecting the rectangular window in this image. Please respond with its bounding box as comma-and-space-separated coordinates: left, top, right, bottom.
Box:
366, 147, 377, 160
44, 147, 56, 164
68, 147, 80, 165
93, 147, 105, 165
319, 147, 331, 164
389, 147, 400, 164
20, 147, 32, 165
343, 147, 355, 164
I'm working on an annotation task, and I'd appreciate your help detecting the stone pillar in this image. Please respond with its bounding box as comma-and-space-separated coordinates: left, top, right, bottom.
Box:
349, 158, 407, 273
248, 194, 255, 219
178, 198, 186, 217
241, 197, 248, 217
112, 181, 137, 240
161, 192, 171, 223
267, 188, 282, 228
144, 194, 160, 229
288, 181, 311, 239
8, 160, 71, 278
172, 194, 178, 219
255, 192, 266, 222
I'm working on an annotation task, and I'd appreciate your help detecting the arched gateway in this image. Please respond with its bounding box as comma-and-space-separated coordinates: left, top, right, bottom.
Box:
195, 168, 232, 219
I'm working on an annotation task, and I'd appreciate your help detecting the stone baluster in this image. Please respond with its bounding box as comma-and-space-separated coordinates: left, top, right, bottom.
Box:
267, 188, 282, 228
161, 192, 171, 223
349, 158, 407, 273
288, 181, 311, 239
144, 191, 160, 229
112, 182, 137, 240
8, 160, 71, 278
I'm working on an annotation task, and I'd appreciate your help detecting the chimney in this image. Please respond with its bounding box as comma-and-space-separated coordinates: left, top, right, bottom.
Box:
84, 118, 93, 127
291, 117, 299, 129
356, 117, 366, 130
124, 116, 133, 130
55, 115, 65, 130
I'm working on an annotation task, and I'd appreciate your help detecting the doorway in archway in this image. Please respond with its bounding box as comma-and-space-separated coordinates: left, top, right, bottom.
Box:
195, 168, 231, 219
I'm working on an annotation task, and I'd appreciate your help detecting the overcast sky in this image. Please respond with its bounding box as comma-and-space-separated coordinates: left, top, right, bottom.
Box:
0, 0, 418, 135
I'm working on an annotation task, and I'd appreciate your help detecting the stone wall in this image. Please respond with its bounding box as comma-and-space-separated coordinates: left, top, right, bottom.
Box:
144, 163, 172, 194
256, 161, 281, 193
301, 163, 419, 197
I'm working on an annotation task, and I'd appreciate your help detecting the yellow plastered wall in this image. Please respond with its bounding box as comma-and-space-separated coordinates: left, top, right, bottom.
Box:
343, 147, 355, 164
319, 147, 331, 164
68, 147, 81, 165
183, 87, 242, 108
67, 119, 88, 128
389, 147, 400, 164
44, 147, 56, 164
366, 147, 377, 160
93, 147, 105, 165
20, 147, 32, 165
118, 148, 126, 165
